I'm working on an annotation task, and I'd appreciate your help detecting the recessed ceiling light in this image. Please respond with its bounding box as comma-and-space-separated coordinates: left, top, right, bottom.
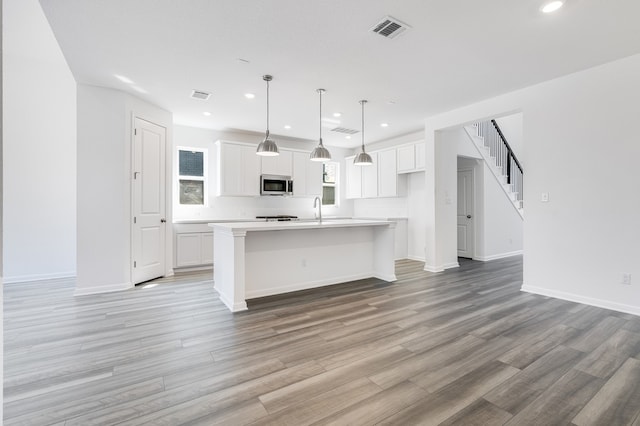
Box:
114, 74, 134, 84
284, 125, 291, 129
245, 93, 255, 99
203, 111, 211, 116
541, 1, 564, 13
381, 123, 389, 128
345, 135, 352, 140
333, 112, 342, 117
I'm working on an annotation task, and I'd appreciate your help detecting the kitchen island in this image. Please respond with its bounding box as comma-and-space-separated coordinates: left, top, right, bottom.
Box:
210, 219, 396, 312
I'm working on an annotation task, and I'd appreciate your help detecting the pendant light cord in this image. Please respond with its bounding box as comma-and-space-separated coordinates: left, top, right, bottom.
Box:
319, 89, 323, 145
361, 100, 366, 151
266, 78, 270, 136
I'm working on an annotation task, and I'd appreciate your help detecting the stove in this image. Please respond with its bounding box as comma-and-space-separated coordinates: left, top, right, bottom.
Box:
256, 215, 299, 222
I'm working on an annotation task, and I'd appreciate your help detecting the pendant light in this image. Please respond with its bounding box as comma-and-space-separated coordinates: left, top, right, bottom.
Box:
256, 75, 279, 156
310, 89, 332, 162
353, 100, 373, 166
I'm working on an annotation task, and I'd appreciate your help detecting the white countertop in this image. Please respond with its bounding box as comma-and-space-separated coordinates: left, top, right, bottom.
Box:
209, 218, 393, 233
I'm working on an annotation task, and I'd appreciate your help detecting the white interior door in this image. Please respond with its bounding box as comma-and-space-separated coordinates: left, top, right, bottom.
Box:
132, 118, 166, 284
457, 169, 474, 259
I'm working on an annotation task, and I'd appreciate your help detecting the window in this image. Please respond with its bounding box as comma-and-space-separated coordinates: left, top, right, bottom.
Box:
322, 162, 338, 206
178, 148, 207, 205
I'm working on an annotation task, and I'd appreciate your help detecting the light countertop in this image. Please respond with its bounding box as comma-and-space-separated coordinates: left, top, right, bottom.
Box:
209, 218, 393, 233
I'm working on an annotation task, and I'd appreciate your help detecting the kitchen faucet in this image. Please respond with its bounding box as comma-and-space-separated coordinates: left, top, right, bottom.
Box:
313, 196, 322, 223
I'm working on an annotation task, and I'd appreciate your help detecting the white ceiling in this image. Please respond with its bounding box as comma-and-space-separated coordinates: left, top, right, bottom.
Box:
39, 0, 640, 148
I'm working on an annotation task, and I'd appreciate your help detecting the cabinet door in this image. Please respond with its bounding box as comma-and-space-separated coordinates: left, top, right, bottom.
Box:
378, 149, 398, 197
291, 152, 308, 197
306, 160, 323, 197
261, 150, 292, 176
217, 143, 242, 196
361, 152, 379, 198
241, 145, 260, 196
415, 142, 426, 170
175, 233, 201, 267
397, 145, 416, 173
201, 232, 214, 265
345, 156, 362, 199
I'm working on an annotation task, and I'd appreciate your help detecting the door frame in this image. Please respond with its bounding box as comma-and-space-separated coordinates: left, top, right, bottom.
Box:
457, 165, 477, 259
130, 113, 174, 285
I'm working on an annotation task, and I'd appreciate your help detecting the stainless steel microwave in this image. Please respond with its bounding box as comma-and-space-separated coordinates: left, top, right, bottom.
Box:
260, 174, 293, 196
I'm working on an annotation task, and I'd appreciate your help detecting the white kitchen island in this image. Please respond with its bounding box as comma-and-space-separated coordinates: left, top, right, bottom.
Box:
210, 219, 396, 312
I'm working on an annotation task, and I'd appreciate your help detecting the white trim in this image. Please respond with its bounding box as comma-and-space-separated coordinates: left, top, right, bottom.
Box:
174, 265, 212, 273
408, 255, 426, 262
474, 250, 523, 262
423, 262, 460, 273
215, 287, 248, 312
4, 271, 76, 284
521, 284, 640, 317
244, 272, 380, 300
74, 281, 133, 296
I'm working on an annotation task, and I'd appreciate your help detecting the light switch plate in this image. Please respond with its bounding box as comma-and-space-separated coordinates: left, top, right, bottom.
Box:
541, 192, 549, 202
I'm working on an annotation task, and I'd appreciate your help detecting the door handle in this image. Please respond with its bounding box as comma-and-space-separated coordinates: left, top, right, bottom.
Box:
466, 215, 472, 219
160, 218, 166, 223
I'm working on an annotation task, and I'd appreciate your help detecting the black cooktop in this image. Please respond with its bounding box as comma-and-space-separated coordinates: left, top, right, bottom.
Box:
256, 215, 298, 221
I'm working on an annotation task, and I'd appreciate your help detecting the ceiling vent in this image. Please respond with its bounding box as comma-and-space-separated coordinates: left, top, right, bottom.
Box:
331, 127, 359, 135
191, 90, 211, 101
370, 16, 410, 39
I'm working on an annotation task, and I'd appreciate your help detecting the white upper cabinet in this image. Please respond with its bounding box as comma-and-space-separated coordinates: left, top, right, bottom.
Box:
347, 148, 405, 199
261, 150, 293, 176
378, 149, 398, 198
361, 152, 379, 198
415, 142, 425, 170
397, 142, 425, 174
292, 151, 322, 197
216, 141, 259, 196
345, 155, 362, 199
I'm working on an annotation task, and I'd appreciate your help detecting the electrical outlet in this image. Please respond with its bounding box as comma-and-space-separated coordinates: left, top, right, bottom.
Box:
622, 273, 632, 285
541, 192, 549, 202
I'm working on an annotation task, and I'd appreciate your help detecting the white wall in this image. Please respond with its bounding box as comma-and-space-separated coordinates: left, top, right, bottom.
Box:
76, 85, 172, 294
495, 113, 523, 162
173, 125, 354, 220
425, 53, 640, 315
3, 0, 77, 282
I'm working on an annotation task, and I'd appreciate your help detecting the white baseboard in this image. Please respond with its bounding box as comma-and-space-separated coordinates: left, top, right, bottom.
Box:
407, 255, 426, 262
174, 265, 213, 273
4, 271, 76, 284
423, 262, 459, 273
214, 287, 248, 312
521, 284, 640, 317
474, 250, 523, 262
74, 281, 132, 296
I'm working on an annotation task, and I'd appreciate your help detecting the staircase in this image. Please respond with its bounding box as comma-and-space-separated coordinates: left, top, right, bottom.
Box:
464, 120, 524, 218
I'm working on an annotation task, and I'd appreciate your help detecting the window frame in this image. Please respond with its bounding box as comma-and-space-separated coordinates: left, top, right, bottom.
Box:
322, 161, 339, 207
177, 146, 208, 207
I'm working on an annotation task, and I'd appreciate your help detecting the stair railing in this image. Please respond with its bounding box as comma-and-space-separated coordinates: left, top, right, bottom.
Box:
475, 120, 524, 207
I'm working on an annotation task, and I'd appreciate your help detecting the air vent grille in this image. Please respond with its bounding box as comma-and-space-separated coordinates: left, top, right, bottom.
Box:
371, 16, 410, 39
331, 127, 359, 135
191, 90, 211, 100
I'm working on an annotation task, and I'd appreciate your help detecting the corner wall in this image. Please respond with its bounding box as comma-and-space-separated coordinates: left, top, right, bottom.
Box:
425, 53, 640, 315
76, 85, 172, 294
3, 0, 77, 282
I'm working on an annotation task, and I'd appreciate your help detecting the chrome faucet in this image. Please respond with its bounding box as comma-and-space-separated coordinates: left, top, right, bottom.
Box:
313, 196, 322, 223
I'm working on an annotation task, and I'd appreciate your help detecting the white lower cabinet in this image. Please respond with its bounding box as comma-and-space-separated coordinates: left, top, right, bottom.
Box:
174, 224, 214, 269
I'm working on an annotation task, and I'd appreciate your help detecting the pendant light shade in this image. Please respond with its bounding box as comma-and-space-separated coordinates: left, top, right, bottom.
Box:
354, 100, 373, 166
256, 75, 280, 156
310, 88, 332, 162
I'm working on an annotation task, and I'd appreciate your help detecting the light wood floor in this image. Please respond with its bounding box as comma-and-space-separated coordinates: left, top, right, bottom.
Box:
4, 257, 640, 425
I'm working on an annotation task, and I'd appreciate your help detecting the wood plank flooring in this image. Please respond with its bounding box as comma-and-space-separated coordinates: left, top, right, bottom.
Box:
4, 256, 640, 425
